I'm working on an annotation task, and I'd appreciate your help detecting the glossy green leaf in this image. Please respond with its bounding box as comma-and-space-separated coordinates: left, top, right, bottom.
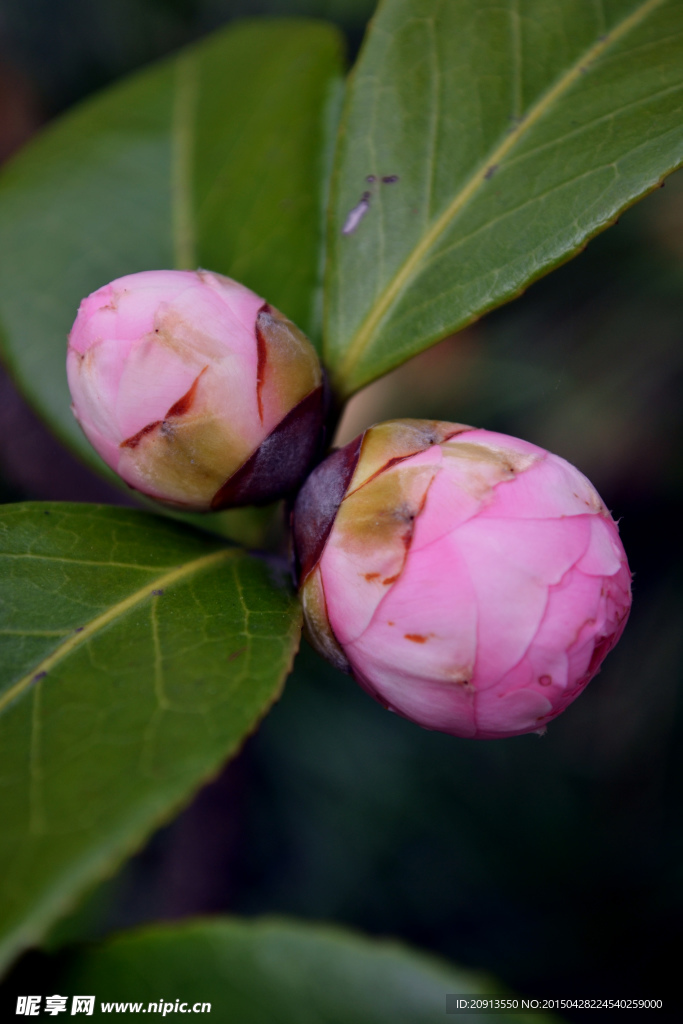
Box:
0, 504, 301, 975
0, 18, 343, 477
325, 0, 683, 396
59, 918, 560, 1022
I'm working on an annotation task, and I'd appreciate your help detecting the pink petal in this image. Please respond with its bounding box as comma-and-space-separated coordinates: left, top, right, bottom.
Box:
320, 536, 393, 647
457, 515, 591, 688
480, 451, 606, 520
350, 657, 478, 737
474, 687, 553, 739
575, 516, 624, 576
109, 270, 200, 341
455, 428, 546, 457
349, 531, 478, 683
114, 336, 204, 439
410, 450, 496, 552
526, 563, 605, 690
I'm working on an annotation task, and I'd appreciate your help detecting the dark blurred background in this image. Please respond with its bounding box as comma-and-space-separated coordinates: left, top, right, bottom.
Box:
0, 1, 681, 1020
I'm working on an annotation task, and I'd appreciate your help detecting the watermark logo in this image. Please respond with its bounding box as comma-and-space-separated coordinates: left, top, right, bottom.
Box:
16, 996, 212, 1016
72, 997, 95, 1016
45, 996, 68, 1016
16, 996, 41, 1016
16, 996, 94, 1016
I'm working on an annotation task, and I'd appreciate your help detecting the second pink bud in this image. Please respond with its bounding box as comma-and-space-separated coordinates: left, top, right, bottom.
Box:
67, 269, 325, 510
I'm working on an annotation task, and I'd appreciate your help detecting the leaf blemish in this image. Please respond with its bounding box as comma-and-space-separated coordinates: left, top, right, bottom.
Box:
342, 191, 372, 235
381, 175, 399, 184
484, 164, 498, 180
33, 671, 47, 681
152, 589, 164, 596
227, 646, 248, 663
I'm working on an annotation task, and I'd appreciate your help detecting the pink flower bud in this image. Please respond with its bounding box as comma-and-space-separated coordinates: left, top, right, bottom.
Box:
67, 269, 324, 510
293, 420, 632, 739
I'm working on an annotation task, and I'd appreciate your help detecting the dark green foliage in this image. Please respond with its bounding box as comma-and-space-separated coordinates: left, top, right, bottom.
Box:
325, 0, 683, 395
0, 505, 300, 970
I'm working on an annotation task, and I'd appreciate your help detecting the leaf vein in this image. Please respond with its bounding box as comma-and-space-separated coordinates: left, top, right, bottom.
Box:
0, 548, 236, 716
503, 79, 683, 168
0, 553, 169, 571
29, 681, 45, 837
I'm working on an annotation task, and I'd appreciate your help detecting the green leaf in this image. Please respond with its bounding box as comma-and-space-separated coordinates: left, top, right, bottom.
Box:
0, 504, 301, 975
58, 918, 561, 1022
0, 18, 343, 479
325, 0, 683, 397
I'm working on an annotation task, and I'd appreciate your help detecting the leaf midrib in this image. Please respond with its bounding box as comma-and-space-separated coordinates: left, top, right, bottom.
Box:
332, 0, 666, 393
0, 547, 236, 716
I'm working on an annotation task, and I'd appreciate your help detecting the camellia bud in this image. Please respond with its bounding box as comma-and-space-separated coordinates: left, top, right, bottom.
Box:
67, 269, 324, 509
293, 420, 632, 739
